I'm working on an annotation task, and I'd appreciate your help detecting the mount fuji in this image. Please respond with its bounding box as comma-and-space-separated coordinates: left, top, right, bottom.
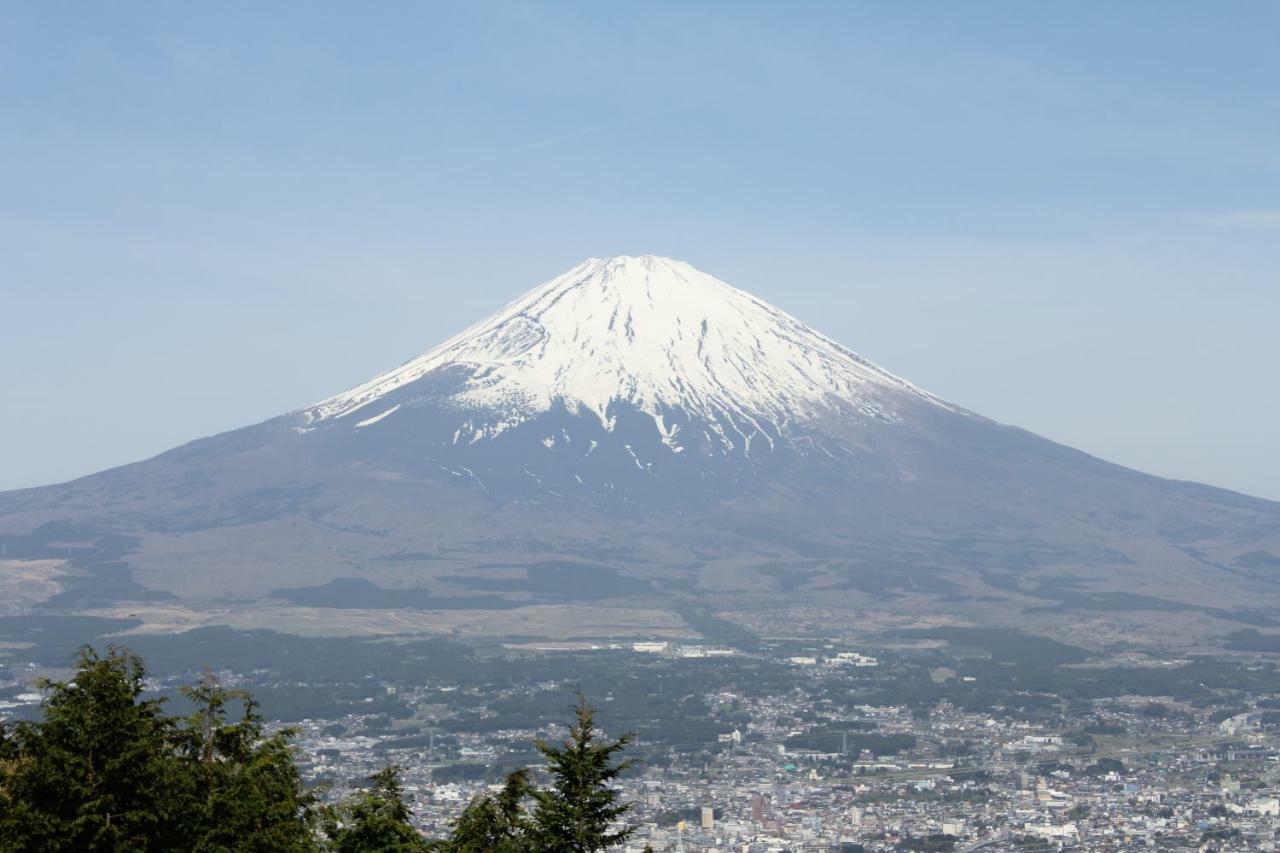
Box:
2, 255, 1278, 648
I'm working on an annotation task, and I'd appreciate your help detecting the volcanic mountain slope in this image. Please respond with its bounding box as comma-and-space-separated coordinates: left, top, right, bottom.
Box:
2, 255, 1278, 645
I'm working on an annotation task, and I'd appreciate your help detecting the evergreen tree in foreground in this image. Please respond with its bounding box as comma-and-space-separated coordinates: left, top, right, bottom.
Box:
0, 647, 315, 852
175, 670, 316, 851
432, 696, 637, 852
322, 765, 431, 852
439, 768, 533, 852
0, 647, 186, 851
529, 695, 636, 852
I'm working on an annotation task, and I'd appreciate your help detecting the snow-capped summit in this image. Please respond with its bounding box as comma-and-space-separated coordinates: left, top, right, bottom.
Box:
304, 255, 946, 448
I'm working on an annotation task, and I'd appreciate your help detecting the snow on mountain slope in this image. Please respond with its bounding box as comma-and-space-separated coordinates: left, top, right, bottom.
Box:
302, 256, 950, 450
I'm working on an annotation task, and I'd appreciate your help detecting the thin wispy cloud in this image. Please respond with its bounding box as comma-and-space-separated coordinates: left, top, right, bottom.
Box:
1201, 209, 1280, 229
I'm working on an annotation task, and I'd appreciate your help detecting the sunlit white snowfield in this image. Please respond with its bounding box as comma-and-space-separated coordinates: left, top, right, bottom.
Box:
306, 255, 950, 448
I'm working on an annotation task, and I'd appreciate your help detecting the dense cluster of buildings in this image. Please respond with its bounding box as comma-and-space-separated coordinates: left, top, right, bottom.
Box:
277, 651, 1280, 852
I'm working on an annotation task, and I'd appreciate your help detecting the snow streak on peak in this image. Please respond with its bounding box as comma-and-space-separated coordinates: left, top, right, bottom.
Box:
305, 255, 947, 436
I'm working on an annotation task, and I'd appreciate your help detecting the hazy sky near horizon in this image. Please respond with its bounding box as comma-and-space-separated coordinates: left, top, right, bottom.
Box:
3, 2, 1279, 499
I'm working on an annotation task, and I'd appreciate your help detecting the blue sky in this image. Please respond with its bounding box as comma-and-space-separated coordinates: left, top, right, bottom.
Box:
3, 2, 1279, 499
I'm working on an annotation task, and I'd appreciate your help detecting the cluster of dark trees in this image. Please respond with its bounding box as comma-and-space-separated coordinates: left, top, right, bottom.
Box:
0, 647, 639, 852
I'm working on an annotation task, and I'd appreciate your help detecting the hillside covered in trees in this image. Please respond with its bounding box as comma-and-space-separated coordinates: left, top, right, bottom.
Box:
0, 647, 638, 852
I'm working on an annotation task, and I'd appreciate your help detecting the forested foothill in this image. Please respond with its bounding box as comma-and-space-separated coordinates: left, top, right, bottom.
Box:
0, 646, 639, 852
